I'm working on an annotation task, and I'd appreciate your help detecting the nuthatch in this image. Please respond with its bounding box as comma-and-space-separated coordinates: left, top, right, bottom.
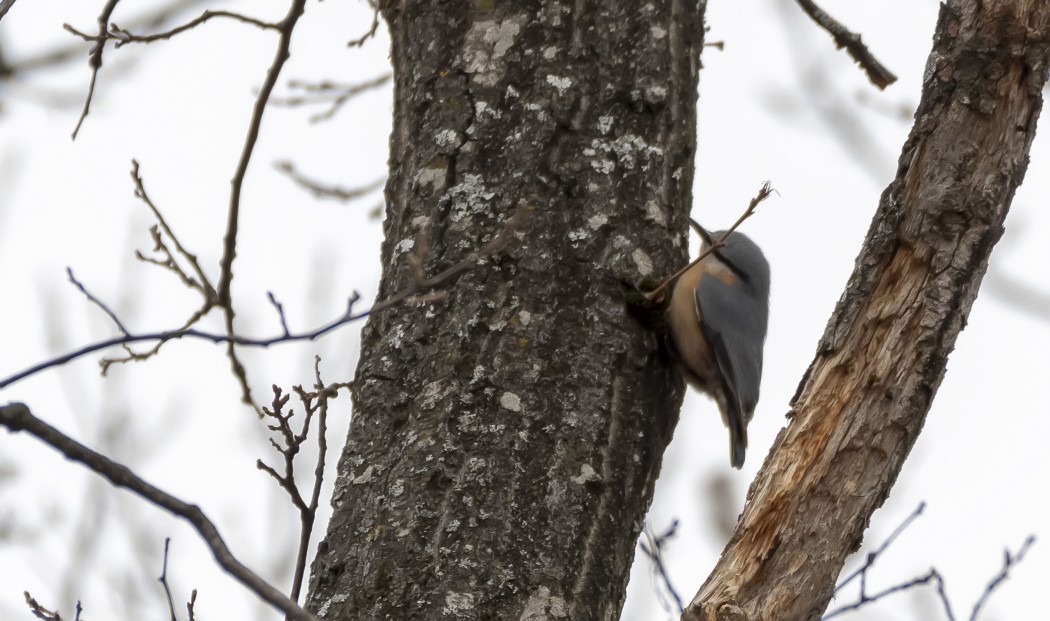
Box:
666, 228, 770, 469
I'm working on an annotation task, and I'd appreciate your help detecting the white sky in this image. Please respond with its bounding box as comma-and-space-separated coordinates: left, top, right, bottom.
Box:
1, 1, 1047, 620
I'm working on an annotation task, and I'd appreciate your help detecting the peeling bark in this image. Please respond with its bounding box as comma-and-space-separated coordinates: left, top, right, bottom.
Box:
306, 2, 706, 619
686, 1, 1050, 620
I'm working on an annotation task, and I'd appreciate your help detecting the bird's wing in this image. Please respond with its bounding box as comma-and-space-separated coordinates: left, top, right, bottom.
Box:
695, 276, 765, 421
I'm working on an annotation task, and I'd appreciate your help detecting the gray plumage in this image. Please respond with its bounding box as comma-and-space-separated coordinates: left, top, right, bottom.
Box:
667, 230, 770, 469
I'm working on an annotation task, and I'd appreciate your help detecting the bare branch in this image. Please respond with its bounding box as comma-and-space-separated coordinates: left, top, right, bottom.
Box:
217, 0, 308, 412
1, 0, 209, 78
0, 0, 17, 23
834, 501, 926, 595
825, 569, 956, 620
24, 591, 81, 621
0, 292, 363, 390
0, 403, 318, 621
639, 520, 684, 615
2, 207, 521, 390
275, 161, 385, 202
107, 10, 279, 47
187, 590, 197, 621
271, 73, 392, 122
254, 359, 347, 612
67, 267, 130, 336
793, 0, 897, 90
158, 538, 178, 621
645, 181, 773, 302
347, 2, 381, 48
131, 160, 217, 303
969, 536, 1036, 621
267, 292, 292, 337
66, 0, 122, 140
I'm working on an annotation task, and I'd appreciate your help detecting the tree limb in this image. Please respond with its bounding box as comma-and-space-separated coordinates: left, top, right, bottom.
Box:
0, 403, 318, 621
793, 0, 897, 89
685, 1, 1050, 618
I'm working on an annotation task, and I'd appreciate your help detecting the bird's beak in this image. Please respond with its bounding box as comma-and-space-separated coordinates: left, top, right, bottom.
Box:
689, 218, 714, 247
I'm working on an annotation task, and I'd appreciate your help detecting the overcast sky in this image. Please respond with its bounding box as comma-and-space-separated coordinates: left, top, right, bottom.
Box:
1, 1, 1048, 620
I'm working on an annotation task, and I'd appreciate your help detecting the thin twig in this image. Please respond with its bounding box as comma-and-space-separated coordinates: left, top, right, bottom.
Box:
825, 508, 1035, 620
254, 359, 348, 613
969, 536, 1036, 621
834, 501, 926, 594
645, 181, 773, 302
131, 160, 217, 303
158, 538, 178, 621
267, 292, 292, 337
295, 361, 331, 604
275, 162, 385, 202
67, 267, 130, 336
347, 2, 381, 48
1, 0, 208, 77
24, 591, 71, 621
108, 10, 279, 47
793, 0, 897, 90
187, 590, 197, 621
66, 0, 122, 140
640, 521, 685, 614
0, 403, 318, 621
271, 73, 391, 122
825, 569, 955, 619
217, 0, 309, 412
2, 207, 522, 390
0, 292, 362, 390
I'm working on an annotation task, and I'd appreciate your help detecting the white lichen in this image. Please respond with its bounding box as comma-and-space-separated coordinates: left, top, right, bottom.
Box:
463, 18, 524, 86
571, 464, 601, 485
417, 166, 446, 192
586, 214, 608, 230
352, 465, 375, 485
597, 115, 614, 134
632, 248, 654, 276
445, 592, 476, 616
500, 391, 522, 412
435, 128, 460, 147
650, 25, 667, 39
545, 75, 573, 94
447, 174, 496, 223
475, 100, 501, 121
644, 200, 667, 226
567, 229, 588, 243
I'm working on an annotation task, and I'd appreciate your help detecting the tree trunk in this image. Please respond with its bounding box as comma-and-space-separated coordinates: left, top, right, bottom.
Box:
306, 2, 705, 619
686, 1, 1050, 619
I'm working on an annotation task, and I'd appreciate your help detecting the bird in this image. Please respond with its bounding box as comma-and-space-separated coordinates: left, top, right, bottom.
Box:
665, 227, 770, 469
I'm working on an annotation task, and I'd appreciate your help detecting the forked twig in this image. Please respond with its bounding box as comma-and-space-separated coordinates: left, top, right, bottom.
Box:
794, 0, 897, 90
645, 181, 773, 302
0, 403, 318, 621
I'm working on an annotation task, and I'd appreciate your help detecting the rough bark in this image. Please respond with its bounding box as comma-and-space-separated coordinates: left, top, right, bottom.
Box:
686, 1, 1050, 620
306, 2, 705, 619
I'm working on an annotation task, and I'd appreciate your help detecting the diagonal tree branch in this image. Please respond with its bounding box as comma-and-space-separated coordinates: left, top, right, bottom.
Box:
67, 0, 122, 140
0, 0, 18, 23
685, 1, 1050, 619
0, 402, 318, 621
793, 0, 897, 89
216, 0, 308, 411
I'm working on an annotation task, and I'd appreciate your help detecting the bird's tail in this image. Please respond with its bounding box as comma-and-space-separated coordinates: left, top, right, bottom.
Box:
728, 409, 748, 469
